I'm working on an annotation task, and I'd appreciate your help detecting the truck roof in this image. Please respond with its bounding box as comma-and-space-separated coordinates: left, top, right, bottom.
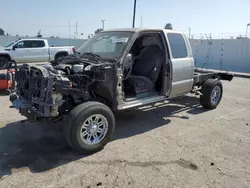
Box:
103, 28, 184, 34
17, 38, 47, 41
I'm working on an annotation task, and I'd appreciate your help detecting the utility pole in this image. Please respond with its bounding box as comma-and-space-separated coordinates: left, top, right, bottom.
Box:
188, 27, 191, 39
140, 16, 142, 28
245, 23, 250, 38
76, 22, 78, 38
132, 0, 137, 28
101, 20, 105, 30
69, 20, 71, 45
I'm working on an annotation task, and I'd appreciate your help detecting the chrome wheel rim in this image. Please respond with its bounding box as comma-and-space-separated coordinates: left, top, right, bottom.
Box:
210, 86, 221, 105
80, 114, 108, 145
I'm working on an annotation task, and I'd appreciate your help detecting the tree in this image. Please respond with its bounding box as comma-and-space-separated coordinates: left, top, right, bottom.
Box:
0, 28, 5, 36
95, 28, 103, 34
164, 23, 173, 30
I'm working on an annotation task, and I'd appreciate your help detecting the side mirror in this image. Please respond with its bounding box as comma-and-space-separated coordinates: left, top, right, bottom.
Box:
12, 46, 16, 50
123, 53, 132, 70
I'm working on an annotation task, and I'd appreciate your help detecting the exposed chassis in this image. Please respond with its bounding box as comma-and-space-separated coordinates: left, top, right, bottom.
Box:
194, 68, 233, 86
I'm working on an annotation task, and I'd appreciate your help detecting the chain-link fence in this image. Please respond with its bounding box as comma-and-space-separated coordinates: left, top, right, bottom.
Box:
190, 37, 250, 73
187, 32, 249, 40
1, 32, 250, 73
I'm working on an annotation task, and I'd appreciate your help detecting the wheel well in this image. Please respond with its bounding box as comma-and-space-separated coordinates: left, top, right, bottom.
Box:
0, 54, 11, 61
55, 52, 68, 59
93, 94, 113, 108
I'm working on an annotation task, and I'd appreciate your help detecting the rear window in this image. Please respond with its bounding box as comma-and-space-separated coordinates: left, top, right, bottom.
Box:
167, 33, 188, 58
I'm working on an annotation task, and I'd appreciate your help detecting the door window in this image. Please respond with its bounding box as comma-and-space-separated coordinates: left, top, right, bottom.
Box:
14, 40, 45, 48
15, 41, 25, 48
167, 33, 188, 58
32, 40, 45, 47
23, 40, 45, 48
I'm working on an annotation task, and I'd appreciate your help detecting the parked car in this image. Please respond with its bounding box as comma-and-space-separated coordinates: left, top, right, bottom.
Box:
0, 38, 76, 67
10, 28, 233, 154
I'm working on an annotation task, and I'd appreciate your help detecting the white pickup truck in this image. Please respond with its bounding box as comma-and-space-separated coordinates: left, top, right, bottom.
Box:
0, 38, 76, 67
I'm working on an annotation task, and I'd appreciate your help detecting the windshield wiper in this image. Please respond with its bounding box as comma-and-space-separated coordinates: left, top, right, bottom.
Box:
102, 58, 118, 62
81, 52, 101, 58
79, 52, 103, 62
78, 52, 118, 63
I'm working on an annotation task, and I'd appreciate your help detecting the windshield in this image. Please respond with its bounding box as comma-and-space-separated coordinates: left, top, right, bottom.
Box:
77, 31, 133, 60
4, 42, 14, 48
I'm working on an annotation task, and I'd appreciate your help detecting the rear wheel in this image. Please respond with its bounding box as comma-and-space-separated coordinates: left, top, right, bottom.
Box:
55, 53, 67, 60
52, 53, 67, 64
63, 101, 115, 154
200, 79, 223, 109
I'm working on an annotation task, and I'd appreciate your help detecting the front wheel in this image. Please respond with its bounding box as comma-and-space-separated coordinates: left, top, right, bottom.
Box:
200, 79, 223, 109
0, 57, 9, 68
63, 101, 115, 154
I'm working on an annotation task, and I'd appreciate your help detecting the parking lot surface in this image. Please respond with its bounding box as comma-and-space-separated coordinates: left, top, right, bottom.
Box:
0, 78, 249, 188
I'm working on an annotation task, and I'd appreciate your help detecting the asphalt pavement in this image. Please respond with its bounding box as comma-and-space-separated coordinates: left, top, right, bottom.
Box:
0, 77, 249, 188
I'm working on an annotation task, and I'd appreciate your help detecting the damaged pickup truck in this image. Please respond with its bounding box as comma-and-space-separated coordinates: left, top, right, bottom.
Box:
10, 28, 233, 154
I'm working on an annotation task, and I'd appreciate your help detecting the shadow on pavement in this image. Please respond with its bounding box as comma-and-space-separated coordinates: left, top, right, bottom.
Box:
0, 95, 208, 176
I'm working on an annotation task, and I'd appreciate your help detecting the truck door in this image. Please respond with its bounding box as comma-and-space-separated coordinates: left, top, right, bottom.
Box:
11, 40, 49, 63
10, 40, 29, 63
24, 40, 49, 62
164, 32, 194, 97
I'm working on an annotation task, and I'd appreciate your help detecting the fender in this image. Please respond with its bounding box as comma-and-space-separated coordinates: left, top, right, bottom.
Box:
0, 53, 12, 61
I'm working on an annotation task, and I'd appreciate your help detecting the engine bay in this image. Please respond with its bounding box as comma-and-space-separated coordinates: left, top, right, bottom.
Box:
12, 54, 116, 120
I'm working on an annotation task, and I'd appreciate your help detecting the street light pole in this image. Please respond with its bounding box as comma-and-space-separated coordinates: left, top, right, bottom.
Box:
101, 20, 105, 30
188, 27, 191, 39
132, 0, 137, 28
140, 16, 142, 28
245, 23, 250, 38
69, 20, 72, 45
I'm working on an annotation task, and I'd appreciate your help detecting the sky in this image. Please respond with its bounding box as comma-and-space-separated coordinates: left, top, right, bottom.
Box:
1, 0, 250, 39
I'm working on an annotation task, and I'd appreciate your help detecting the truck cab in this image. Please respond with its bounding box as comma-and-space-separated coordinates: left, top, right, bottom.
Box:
8, 39, 51, 63
112, 28, 194, 109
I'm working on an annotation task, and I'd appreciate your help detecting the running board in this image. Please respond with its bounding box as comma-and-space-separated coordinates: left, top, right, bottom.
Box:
117, 95, 167, 110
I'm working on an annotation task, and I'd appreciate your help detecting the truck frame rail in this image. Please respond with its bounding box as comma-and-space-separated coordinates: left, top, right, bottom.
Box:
194, 68, 233, 86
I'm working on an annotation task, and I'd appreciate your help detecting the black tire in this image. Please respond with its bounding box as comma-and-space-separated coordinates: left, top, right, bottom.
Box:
4, 89, 11, 95
0, 57, 9, 68
55, 53, 67, 60
9, 93, 18, 102
200, 79, 223, 109
63, 101, 115, 154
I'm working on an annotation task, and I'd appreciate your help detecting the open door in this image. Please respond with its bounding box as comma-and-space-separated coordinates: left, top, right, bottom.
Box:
164, 31, 194, 98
